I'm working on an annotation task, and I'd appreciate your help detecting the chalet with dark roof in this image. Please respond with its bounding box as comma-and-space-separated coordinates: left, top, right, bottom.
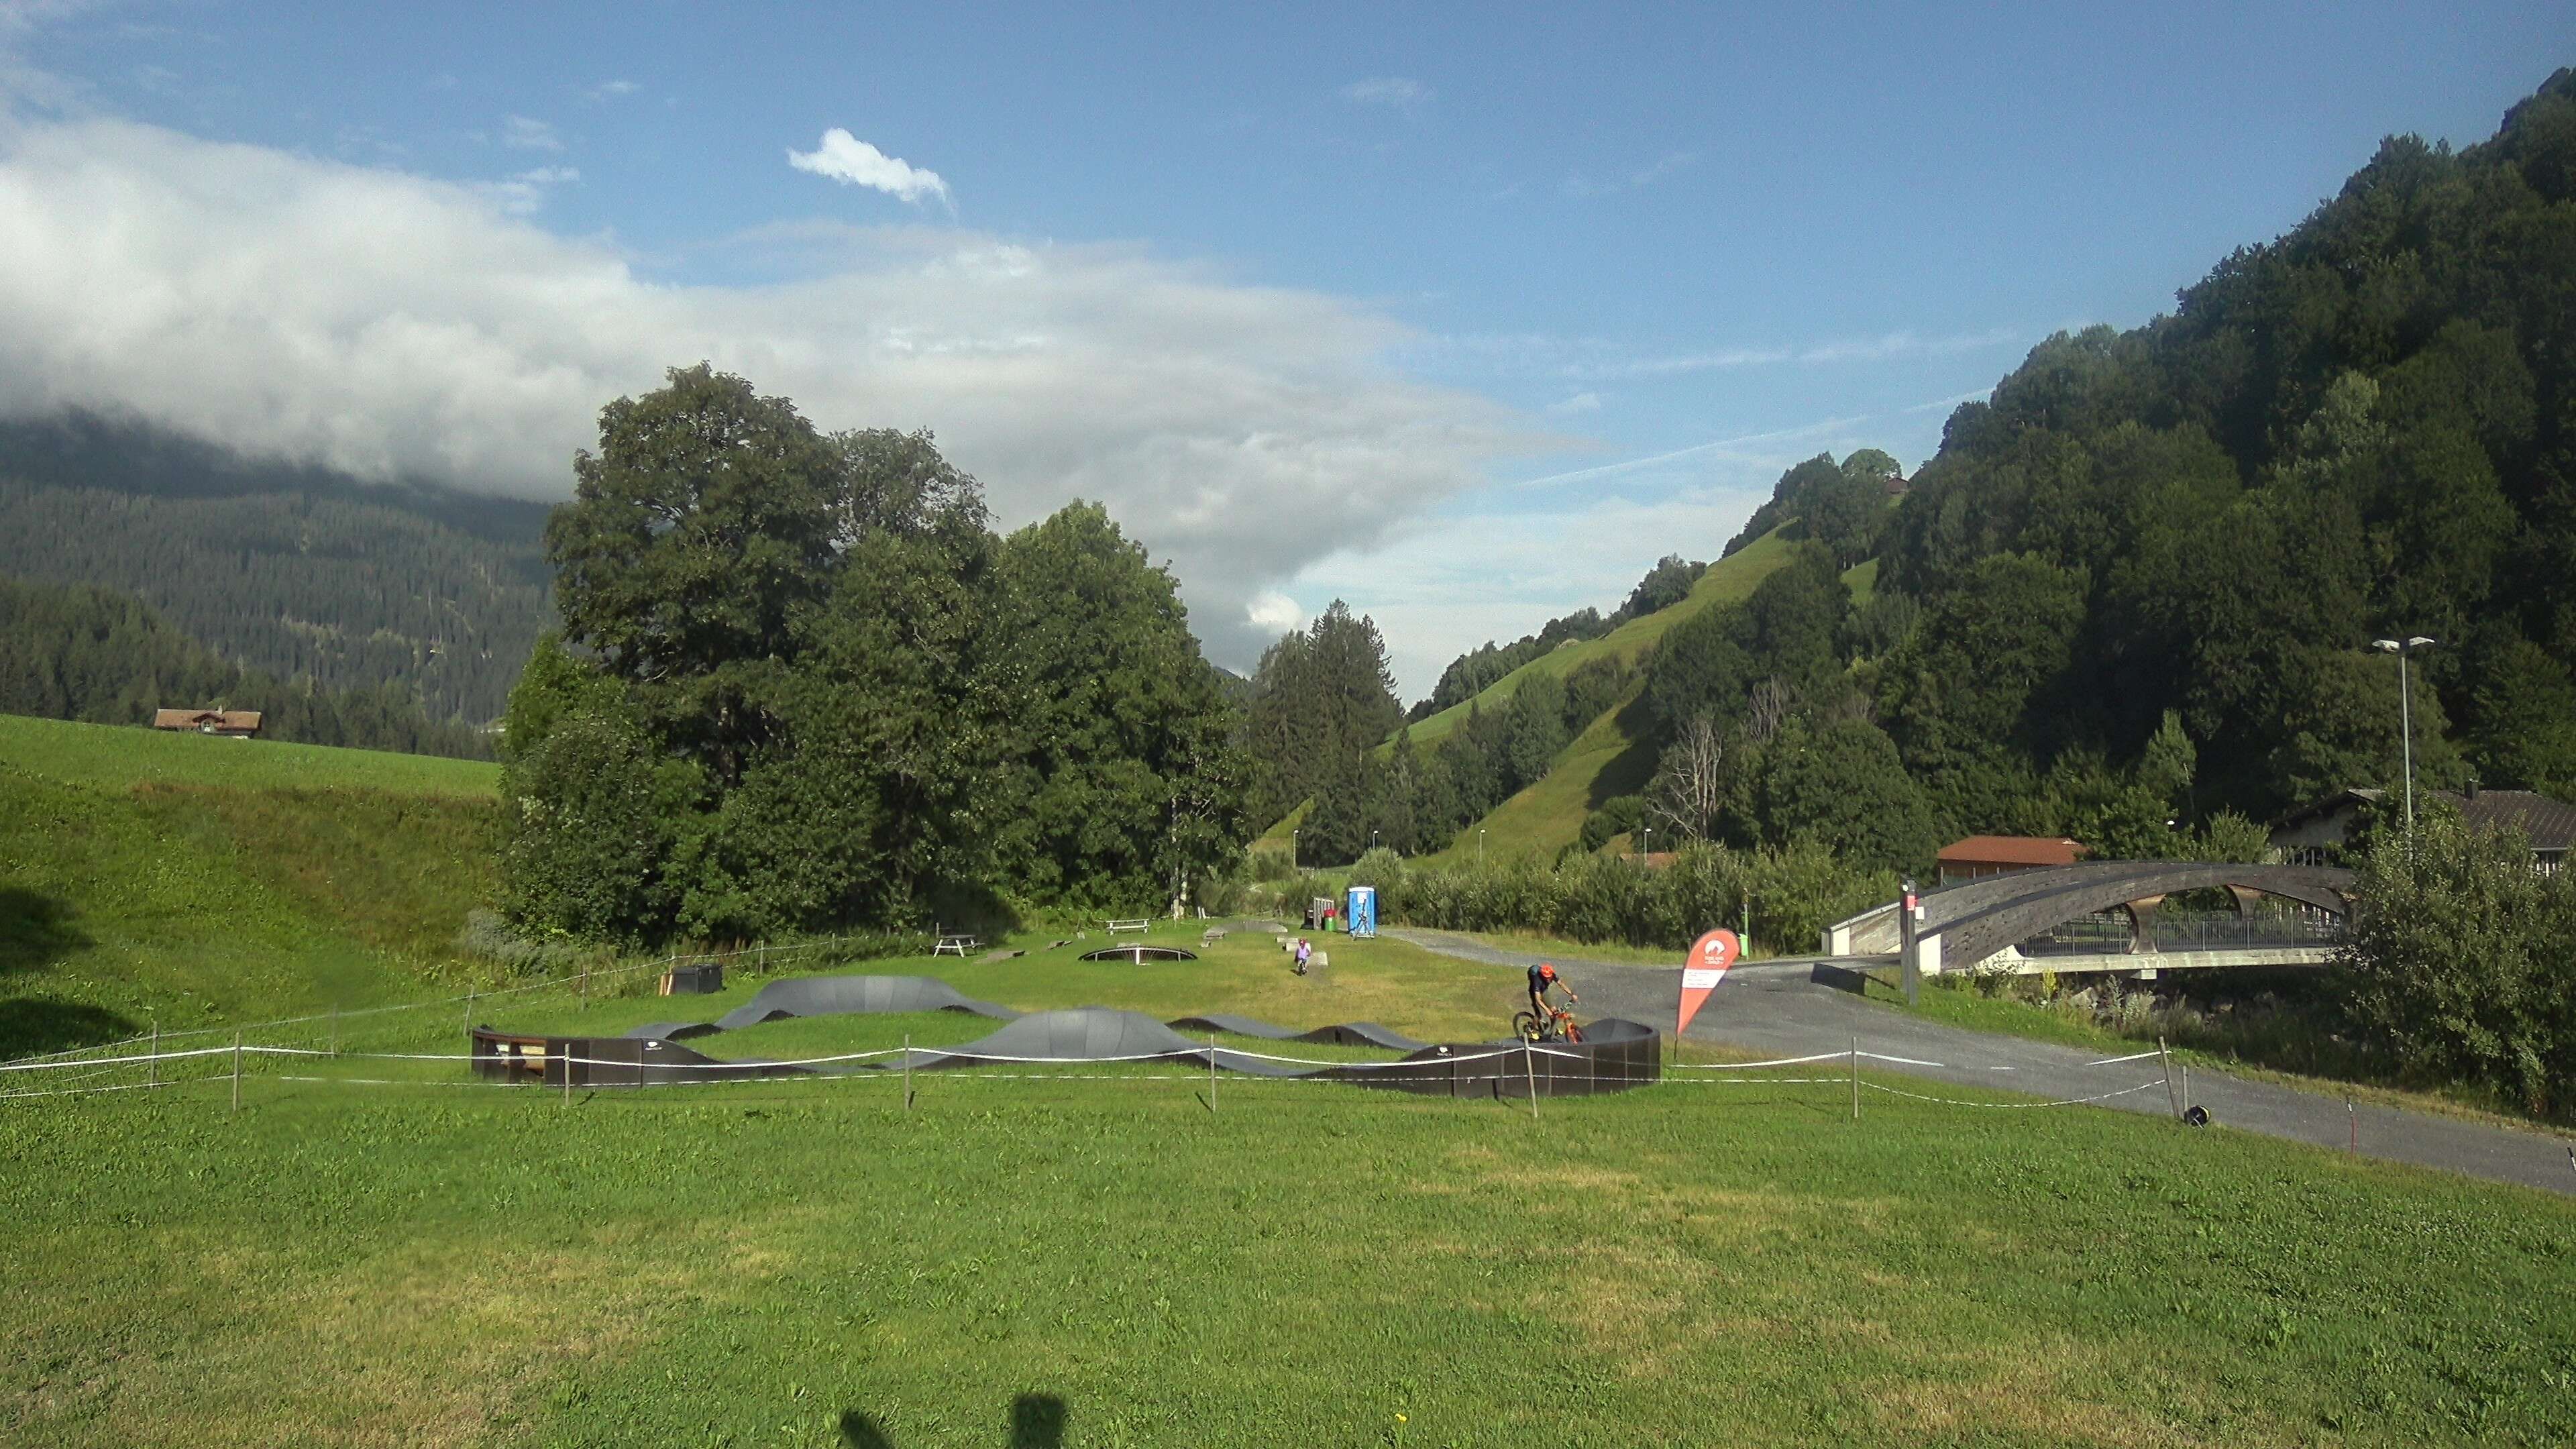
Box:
2271, 785, 2574, 875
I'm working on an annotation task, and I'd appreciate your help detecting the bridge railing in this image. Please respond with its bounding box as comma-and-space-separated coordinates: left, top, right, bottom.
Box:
2019, 909, 2345, 958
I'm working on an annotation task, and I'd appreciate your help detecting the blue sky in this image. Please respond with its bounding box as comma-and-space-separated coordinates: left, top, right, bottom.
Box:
1, 2, 2568, 693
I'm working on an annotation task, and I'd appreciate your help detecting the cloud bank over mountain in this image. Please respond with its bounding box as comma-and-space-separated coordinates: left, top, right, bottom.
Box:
0, 116, 1522, 664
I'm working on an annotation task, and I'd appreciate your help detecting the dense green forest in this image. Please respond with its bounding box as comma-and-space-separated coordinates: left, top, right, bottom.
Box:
500, 366, 1248, 943
1870, 66, 2576, 832
0, 574, 490, 757
1246, 69, 2576, 873
0, 412, 551, 722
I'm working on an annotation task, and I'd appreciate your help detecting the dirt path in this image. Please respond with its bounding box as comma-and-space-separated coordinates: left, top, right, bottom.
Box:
1388, 927, 2576, 1196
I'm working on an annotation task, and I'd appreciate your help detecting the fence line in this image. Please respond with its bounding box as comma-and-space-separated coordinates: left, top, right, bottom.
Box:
2, 1027, 2184, 1118
1, 934, 889, 1067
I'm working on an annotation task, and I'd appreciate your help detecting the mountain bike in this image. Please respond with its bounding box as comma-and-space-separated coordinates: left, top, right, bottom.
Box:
1511, 1003, 1583, 1044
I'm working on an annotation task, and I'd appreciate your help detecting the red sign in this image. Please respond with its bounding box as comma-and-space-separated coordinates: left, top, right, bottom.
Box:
1676, 928, 1740, 1038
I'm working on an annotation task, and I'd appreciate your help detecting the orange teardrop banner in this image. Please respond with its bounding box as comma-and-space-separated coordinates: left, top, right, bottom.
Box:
1676, 928, 1740, 1038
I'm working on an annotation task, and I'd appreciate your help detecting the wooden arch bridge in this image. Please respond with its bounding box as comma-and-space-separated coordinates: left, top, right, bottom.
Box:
1824, 861, 2355, 978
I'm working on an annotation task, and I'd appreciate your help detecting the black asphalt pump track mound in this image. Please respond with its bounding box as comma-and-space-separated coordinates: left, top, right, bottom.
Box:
468, 974, 1661, 1098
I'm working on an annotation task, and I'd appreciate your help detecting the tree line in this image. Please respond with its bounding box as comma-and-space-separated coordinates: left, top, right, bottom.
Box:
497, 366, 1248, 945
0, 411, 553, 723
0, 573, 490, 757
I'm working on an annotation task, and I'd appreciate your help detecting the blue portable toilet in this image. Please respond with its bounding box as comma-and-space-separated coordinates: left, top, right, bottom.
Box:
1346, 885, 1378, 938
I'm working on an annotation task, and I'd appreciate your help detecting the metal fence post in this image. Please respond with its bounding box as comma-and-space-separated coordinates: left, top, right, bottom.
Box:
903, 1033, 912, 1114
1523, 1040, 1540, 1122
2159, 1036, 2180, 1120
230, 1032, 241, 1115
1209, 1033, 1219, 1114
148, 1022, 159, 1089
1850, 1036, 1860, 1120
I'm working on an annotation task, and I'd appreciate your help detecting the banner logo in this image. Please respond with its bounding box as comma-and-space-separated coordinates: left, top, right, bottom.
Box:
1676, 928, 1740, 1037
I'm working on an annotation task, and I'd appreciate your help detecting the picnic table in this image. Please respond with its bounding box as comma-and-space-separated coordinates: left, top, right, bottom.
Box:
932, 934, 982, 957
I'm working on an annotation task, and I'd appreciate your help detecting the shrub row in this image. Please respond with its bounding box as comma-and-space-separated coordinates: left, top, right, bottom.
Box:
1342, 840, 1893, 955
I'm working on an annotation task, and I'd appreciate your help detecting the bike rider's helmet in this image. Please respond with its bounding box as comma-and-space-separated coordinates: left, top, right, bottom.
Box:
1537, 963, 1557, 982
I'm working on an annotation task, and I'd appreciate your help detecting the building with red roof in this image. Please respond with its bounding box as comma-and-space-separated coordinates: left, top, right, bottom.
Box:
1935, 835, 2087, 885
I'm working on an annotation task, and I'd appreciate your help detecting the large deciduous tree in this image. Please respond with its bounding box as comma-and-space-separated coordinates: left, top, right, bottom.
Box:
499, 367, 1250, 943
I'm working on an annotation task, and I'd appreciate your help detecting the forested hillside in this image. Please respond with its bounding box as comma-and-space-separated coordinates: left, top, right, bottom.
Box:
1244, 70, 2576, 875
1875, 67, 2576, 830
0, 412, 550, 722
0, 575, 490, 758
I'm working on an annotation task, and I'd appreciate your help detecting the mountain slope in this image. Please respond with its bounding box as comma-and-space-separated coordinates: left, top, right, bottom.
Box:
0, 411, 551, 722
1399, 527, 1799, 751
1413, 527, 1804, 861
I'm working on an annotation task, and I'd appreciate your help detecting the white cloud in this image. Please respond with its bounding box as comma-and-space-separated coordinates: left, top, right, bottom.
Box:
480, 164, 578, 215
0, 116, 1524, 667
1546, 390, 1601, 416
1246, 590, 1303, 637
500, 114, 561, 152
1562, 150, 1694, 199
1342, 76, 1430, 109
1904, 386, 1992, 414
788, 128, 951, 209
1548, 327, 2023, 381
582, 79, 639, 103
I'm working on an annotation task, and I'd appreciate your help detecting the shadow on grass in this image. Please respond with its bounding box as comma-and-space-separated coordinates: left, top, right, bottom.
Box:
0, 887, 91, 977
0, 998, 140, 1059
840, 1394, 1067, 1447
1583, 694, 1664, 812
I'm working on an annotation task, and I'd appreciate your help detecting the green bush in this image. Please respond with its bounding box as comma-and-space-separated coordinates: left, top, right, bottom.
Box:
1360, 840, 1891, 955
2338, 805, 2576, 1114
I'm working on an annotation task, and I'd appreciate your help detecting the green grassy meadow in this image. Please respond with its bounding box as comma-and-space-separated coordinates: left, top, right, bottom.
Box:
0, 714, 500, 1056
13, 1036, 2576, 1447
13, 710, 2576, 1446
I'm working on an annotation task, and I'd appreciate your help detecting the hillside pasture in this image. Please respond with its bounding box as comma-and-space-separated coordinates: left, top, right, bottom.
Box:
0, 714, 499, 1057
1399, 527, 1797, 751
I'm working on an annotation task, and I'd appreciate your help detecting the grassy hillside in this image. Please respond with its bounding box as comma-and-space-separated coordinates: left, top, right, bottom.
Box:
1429, 694, 1659, 865
1413, 529, 1801, 862
1400, 527, 1799, 751
1841, 555, 1878, 606
0, 714, 500, 1057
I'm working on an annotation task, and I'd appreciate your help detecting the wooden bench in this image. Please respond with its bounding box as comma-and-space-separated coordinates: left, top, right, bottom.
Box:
931, 934, 981, 957
1105, 919, 1150, 935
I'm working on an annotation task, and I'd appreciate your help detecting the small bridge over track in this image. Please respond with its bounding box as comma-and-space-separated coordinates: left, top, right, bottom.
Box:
1825, 861, 2354, 979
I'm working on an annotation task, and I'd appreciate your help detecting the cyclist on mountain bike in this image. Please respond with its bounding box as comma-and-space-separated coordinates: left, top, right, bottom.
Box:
1527, 961, 1577, 1025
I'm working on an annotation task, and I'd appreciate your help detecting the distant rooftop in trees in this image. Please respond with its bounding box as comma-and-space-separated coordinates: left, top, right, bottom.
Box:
151, 708, 261, 736
1936, 835, 2087, 883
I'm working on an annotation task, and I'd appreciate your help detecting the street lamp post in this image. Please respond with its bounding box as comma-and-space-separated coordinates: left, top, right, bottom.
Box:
1899, 875, 1920, 1007
1479, 828, 1486, 865
2370, 636, 2439, 830
1371, 829, 1379, 854
1640, 826, 1653, 863
1290, 828, 1299, 873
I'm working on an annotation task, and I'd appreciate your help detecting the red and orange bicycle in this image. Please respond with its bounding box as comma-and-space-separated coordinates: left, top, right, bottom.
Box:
1511, 1002, 1585, 1044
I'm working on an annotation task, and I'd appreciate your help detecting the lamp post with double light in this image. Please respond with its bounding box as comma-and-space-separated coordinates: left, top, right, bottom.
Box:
2369, 636, 2438, 830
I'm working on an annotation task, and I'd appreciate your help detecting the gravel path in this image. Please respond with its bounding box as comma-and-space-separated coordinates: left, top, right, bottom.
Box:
1388, 927, 2576, 1196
